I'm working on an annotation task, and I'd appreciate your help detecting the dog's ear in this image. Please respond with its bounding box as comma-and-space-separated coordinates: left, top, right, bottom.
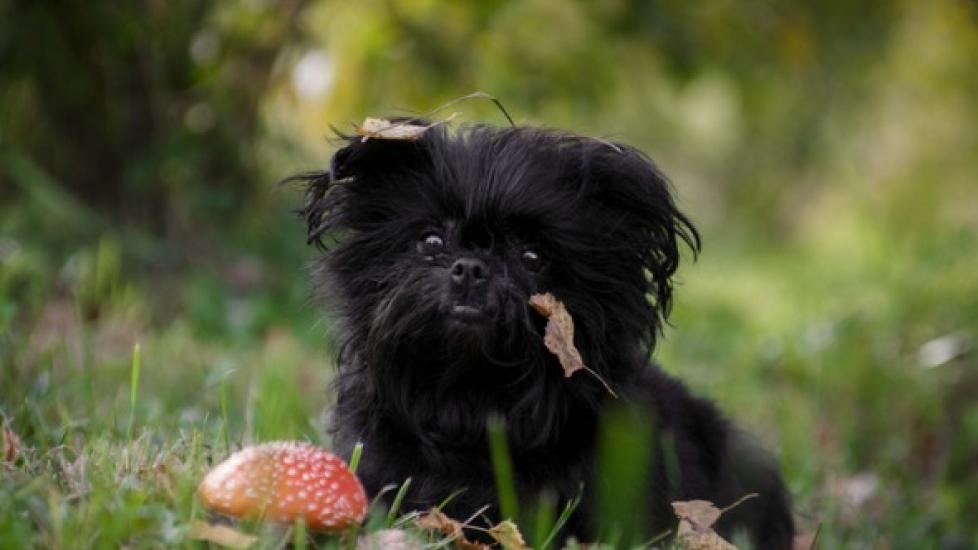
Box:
291, 119, 433, 249
583, 141, 701, 334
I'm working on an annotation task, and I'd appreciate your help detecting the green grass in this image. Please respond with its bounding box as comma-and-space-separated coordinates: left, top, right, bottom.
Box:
488, 415, 519, 524
2, 212, 977, 548
126, 344, 141, 447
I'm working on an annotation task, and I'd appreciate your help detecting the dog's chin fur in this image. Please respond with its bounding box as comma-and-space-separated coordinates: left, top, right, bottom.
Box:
293, 123, 794, 547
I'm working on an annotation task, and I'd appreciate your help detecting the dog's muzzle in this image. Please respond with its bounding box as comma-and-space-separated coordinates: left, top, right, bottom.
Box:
449, 256, 491, 322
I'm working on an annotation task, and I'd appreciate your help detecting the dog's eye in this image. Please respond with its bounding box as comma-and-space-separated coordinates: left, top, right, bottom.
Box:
418, 233, 446, 256
521, 249, 543, 272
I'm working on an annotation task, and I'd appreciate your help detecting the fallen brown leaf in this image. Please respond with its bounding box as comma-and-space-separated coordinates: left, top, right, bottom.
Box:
2, 422, 23, 463
529, 293, 617, 397
672, 494, 757, 550
456, 537, 494, 550
188, 520, 257, 549
415, 508, 491, 550
672, 500, 725, 529
416, 508, 463, 539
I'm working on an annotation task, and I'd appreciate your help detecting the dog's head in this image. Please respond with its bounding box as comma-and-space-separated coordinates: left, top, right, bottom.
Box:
297, 123, 698, 441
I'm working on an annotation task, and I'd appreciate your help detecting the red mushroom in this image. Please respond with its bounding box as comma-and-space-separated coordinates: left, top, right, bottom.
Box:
198, 441, 368, 532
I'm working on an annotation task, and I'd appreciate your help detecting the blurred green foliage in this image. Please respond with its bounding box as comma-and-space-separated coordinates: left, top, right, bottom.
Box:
1, 0, 977, 547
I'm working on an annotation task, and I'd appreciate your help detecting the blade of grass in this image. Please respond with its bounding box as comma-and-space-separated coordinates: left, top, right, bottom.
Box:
220, 378, 231, 453
126, 343, 141, 446
391, 510, 422, 529
292, 519, 307, 550
386, 477, 412, 526
539, 484, 583, 550
414, 91, 516, 127
532, 491, 556, 549
639, 528, 673, 548
487, 414, 519, 521
189, 429, 202, 522
436, 488, 467, 511
348, 441, 364, 474
597, 406, 653, 547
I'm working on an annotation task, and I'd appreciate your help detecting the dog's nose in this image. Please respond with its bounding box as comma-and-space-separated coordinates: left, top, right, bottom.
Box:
450, 257, 488, 286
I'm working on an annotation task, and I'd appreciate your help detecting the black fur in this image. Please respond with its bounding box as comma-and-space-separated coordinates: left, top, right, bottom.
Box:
293, 123, 794, 547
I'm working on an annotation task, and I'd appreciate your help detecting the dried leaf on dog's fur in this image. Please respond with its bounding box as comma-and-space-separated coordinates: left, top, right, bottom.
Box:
415, 508, 491, 550
529, 293, 584, 378
672, 494, 757, 550
529, 293, 618, 397
356, 118, 430, 141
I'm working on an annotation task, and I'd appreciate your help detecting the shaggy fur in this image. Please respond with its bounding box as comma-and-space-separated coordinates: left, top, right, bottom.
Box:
293, 123, 794, 547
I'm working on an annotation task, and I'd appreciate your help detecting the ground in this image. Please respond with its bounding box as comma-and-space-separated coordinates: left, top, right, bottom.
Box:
2, 216, 976, 548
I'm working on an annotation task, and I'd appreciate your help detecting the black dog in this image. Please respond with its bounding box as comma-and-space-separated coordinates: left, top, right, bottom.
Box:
295, 122, 794, 547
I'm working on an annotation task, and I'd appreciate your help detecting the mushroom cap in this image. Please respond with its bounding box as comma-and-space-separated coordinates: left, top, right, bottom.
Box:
198, 441, 368, 532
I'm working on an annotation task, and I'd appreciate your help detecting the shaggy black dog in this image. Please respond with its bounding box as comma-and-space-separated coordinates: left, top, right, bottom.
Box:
294, 122, 794, 547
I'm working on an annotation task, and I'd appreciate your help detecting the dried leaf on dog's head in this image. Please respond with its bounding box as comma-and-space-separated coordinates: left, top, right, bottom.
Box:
529, 293, 585, 378
355, 118, 430, 141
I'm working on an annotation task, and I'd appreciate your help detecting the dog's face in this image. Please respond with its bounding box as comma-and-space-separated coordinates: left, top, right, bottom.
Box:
299, 124, 697, 413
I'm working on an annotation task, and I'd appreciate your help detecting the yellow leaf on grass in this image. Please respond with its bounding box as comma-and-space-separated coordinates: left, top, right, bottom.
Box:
487, 520, 531, 550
